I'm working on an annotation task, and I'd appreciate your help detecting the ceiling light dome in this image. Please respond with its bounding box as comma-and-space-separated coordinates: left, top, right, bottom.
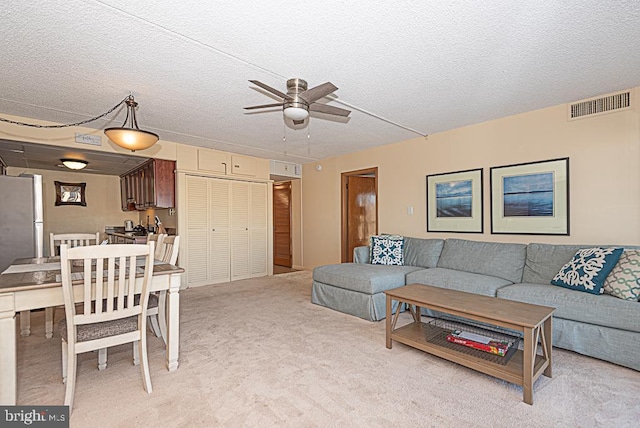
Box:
61, 159, 88, 170
283, 106, 309, 121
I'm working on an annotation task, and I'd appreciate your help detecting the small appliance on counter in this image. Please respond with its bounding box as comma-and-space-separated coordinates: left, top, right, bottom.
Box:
124, 220, 134, 232
132, 225, 148, 236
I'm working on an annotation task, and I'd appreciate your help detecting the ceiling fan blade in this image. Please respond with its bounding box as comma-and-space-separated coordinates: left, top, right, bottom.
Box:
298, 82, 338, 103
309, 103, 351, 117
244, 103, 285, 110
248, 80, 291, 100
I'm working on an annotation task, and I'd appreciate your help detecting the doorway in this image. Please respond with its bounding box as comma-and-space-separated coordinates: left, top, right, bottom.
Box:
273, 181, 293, 269
341, 167, 378, 262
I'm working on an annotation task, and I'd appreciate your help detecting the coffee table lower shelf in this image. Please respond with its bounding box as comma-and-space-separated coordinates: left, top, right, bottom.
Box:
385, 284, 555, 405
392, 321, 548, 386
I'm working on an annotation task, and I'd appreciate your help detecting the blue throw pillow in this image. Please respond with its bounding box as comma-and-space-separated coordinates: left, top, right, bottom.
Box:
370, 235, 404, 266
551, 247, 624, 295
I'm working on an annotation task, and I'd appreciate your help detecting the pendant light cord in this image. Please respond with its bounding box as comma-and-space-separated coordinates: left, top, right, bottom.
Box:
0, 96, 128, 129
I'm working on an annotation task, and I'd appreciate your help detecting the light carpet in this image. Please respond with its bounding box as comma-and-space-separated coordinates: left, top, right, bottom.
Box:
16, 271, 640, 427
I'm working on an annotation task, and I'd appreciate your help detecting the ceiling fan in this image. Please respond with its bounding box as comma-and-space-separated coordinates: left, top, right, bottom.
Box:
245, 78, 351, 125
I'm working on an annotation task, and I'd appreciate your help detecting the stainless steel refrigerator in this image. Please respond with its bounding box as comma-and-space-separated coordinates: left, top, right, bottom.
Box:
0, 174, 44, 272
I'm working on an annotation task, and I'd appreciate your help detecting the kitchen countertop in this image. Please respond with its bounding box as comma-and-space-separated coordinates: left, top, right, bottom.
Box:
106, 231, 148, 243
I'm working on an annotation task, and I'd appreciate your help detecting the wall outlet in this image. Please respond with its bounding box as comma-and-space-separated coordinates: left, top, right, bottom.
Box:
407, 206, 414, 215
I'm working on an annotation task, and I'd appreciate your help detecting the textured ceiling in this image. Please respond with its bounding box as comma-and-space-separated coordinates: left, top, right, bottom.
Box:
0, 1, 639, 165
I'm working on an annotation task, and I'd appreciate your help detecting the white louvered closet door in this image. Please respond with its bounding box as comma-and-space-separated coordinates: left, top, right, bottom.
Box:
185, 176, 210, 286
250, 183, 268, 276
231, 181, 250, 280
185, 175, 268, 287
209, 178, 231, 283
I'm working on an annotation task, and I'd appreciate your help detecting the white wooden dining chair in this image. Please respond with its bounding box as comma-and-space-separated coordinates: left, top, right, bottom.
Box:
50, 232, 101, 257
144, 233, 167, 338
97, 235, 180, 369
153, 235, 180, 343
19, 232, 101, 339
147, 233, 167, 259
124, 235, 179, 342
59, 242, 155, 412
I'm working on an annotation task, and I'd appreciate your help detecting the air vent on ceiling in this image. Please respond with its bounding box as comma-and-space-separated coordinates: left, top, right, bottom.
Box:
270, 160, 302, 179
568, 91, 631, 120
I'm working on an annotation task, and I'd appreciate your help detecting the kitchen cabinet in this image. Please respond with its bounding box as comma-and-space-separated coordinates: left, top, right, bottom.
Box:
120, 159, 176, 211
230, 155, 257, 177
183, 175, 268, 287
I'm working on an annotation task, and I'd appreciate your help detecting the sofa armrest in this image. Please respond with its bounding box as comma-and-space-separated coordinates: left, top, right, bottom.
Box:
354, 246, 370, 264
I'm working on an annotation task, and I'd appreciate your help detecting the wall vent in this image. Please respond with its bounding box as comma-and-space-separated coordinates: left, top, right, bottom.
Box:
568, 91, 631, 120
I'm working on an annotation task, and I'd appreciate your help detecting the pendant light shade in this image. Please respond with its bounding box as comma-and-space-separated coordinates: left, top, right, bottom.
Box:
61, 159, 88, 170
104, 95, 159, 152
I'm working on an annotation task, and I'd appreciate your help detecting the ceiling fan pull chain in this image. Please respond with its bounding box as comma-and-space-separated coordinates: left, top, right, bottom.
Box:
283, 123, 287, 156
307, 121, 311, 154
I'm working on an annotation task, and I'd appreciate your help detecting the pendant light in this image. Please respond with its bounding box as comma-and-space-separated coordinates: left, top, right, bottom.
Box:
104, 95, 159, 152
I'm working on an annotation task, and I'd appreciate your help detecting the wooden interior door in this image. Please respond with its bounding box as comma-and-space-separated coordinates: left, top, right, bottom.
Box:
342, 168, 378, 262
273, 181, 292, 267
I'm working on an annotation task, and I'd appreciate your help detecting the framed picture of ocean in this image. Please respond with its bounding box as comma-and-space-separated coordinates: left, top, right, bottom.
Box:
426, 168, 483, 233
490, 158, 569, 235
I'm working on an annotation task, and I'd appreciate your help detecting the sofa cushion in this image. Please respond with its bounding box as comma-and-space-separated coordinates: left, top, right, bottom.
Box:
406, 267, 513, 297
551, 247, 623, 295
313, 263, 423, 294
523, 243, 640, 284
603, 249, 640, 301
497, 283, 640, 333
370, 235, 404, 265
353, 245, 370, 264
436, 238, 526, 283
403, 237, 444, 268
523, 243, 587, 284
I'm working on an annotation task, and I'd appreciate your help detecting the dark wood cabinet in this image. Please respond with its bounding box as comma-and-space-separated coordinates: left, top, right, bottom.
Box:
120, 159, 176, 211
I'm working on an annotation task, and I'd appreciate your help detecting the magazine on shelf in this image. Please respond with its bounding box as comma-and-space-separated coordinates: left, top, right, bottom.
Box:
446, 329, 512, 357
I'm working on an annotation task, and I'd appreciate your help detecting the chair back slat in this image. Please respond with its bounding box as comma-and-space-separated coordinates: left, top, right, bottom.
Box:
83, 260, 92, 316
60, 242, 154, 327
95, 258, 104, 314
50, 232, 100, 257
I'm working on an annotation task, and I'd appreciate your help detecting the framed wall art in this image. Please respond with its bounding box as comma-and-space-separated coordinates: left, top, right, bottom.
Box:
54, 181, 87, 206
426, 168, 483, 233
490, 158, 569, 235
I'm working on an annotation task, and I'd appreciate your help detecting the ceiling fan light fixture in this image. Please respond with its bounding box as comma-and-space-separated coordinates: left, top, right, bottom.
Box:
104, 95, 159, 152
61, 159, 88, 170
283, 106, 309, 121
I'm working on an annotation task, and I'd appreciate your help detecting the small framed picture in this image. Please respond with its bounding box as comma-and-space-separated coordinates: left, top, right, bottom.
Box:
490, 158, 569, 235
54, 181, 87, 206
426, 168, 483, 233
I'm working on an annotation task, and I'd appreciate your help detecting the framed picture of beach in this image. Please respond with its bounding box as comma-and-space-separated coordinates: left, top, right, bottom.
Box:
490, 158, 569, 235
426, 168, 483, 233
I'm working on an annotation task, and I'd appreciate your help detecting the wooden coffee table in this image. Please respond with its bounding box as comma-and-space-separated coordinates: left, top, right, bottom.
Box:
385, 284, 555, 405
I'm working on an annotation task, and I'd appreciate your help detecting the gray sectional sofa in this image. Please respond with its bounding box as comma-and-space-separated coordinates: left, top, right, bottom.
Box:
311, 237, 640, 371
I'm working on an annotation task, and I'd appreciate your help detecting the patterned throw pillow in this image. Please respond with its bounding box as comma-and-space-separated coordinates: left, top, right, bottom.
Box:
603, 250, 640, 301
551, 247, 624, 295
370, 235, 404, 266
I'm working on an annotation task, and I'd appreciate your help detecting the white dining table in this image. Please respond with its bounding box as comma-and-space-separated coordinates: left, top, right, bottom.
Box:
0, 256, 184, 405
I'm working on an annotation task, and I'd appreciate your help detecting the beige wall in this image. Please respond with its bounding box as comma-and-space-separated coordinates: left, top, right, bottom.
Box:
5, 166, 136, 255
301, 87, 640, 269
